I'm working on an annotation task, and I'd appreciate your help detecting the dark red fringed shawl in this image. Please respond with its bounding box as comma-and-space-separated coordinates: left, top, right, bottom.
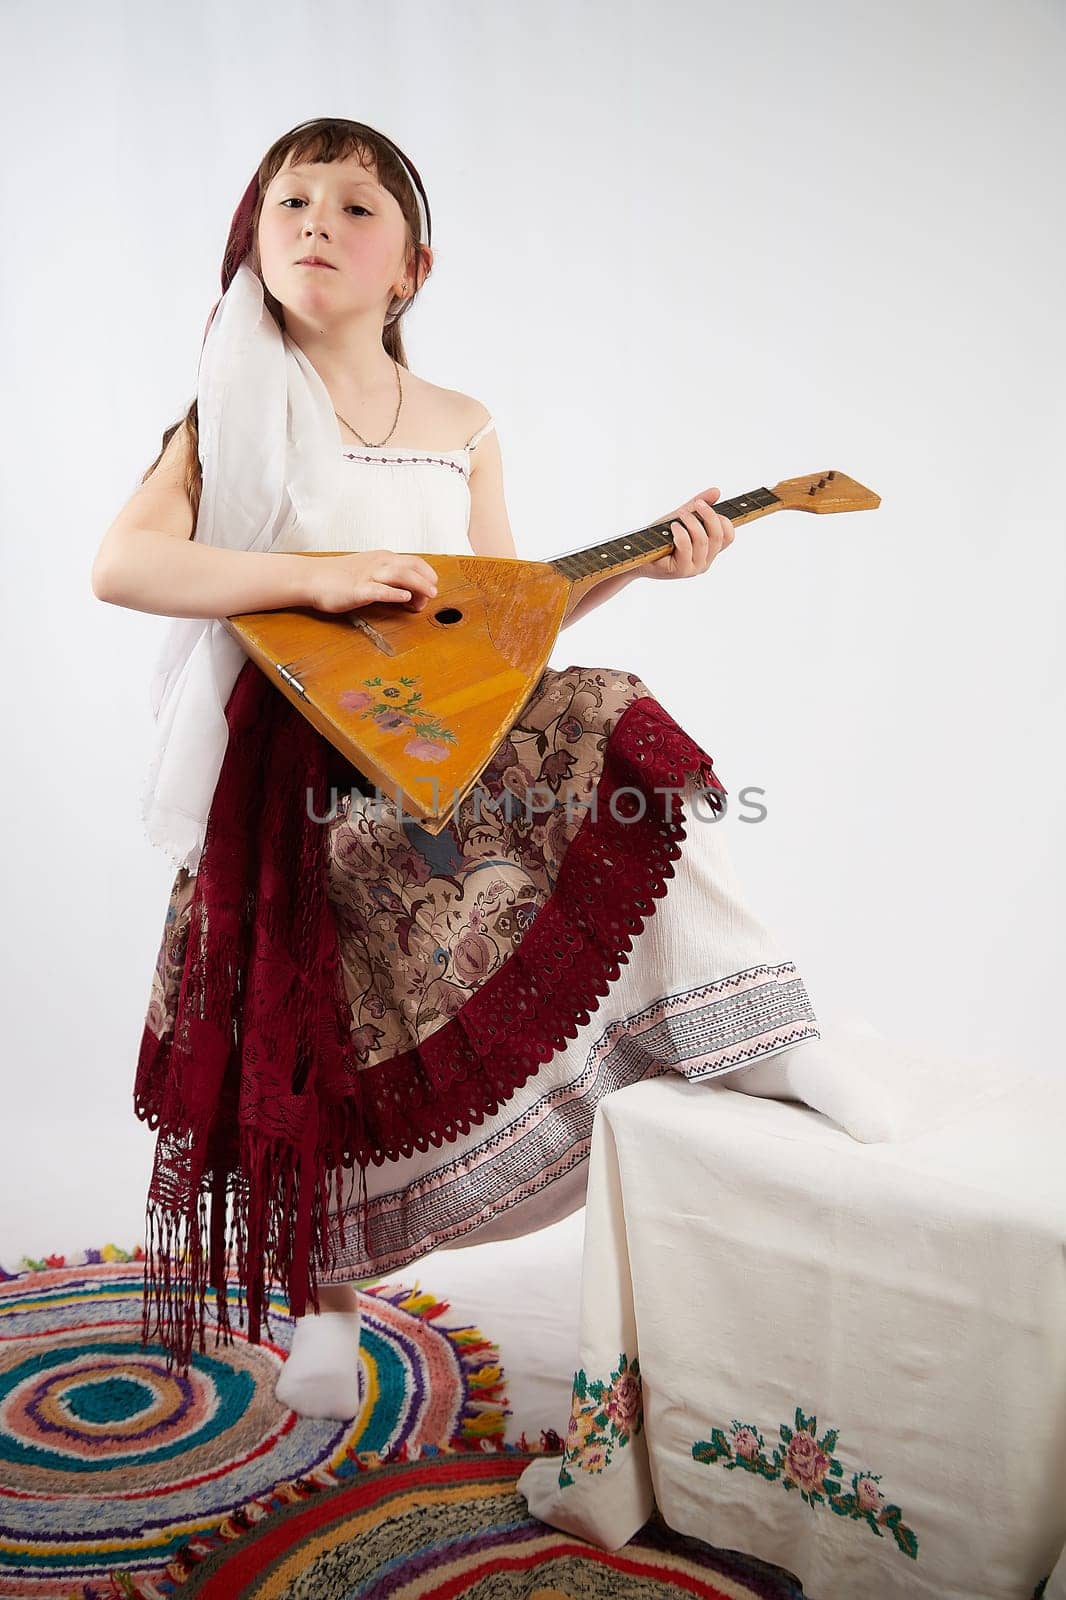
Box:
133, 659, 727, 1372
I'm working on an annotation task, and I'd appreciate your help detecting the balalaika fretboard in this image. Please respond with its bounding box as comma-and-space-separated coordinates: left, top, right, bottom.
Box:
548, 485, 782, 582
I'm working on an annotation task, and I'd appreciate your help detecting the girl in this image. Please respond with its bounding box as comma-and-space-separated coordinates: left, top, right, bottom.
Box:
92, 117, 820, 1420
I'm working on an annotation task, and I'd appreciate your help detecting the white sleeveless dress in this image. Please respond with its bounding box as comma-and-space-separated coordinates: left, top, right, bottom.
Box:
271, 416, 497, 558
307, 418, 818, 1279
140, 412, 820, 1292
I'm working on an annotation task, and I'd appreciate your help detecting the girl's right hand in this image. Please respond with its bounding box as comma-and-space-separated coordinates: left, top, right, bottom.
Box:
304, 550, 440, 614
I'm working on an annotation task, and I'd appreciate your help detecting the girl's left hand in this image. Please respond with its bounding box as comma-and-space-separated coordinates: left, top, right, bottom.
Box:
642, 486, 735, 580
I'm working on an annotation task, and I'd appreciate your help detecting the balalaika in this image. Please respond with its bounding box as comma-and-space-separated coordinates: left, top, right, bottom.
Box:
222, 469, 880, 834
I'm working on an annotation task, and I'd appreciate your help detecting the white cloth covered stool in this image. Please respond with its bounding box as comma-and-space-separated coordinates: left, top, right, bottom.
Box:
517, 1036, 1066, 1599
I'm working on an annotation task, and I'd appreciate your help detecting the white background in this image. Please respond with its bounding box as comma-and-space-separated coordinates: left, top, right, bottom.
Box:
1, 0, 1063, 1263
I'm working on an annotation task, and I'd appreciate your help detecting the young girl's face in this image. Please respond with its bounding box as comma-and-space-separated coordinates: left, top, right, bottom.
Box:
257, 153, 415, 329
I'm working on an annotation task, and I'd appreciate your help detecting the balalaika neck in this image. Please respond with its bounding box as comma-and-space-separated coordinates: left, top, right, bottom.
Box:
551, 484, 782, 611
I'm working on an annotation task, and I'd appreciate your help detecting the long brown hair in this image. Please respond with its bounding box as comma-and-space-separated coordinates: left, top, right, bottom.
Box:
140, 119, 431, 525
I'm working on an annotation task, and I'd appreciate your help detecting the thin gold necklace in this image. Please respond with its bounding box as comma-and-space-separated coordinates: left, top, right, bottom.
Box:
334, 358, 403, 448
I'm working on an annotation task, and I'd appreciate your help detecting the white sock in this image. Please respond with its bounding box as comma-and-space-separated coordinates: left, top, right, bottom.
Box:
274, 1305, 363, 1421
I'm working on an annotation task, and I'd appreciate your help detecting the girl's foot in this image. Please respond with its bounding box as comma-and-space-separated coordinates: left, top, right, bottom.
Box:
274, 1303, 363, 1420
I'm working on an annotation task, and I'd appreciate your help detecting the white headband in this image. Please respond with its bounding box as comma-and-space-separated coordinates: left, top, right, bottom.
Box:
139, 262, 345, 874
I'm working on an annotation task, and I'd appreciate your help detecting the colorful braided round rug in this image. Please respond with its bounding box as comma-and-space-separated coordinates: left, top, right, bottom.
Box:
156, 1445, 807, 1599
0, 1245, 519, 1599
0, 1245, 805, 1600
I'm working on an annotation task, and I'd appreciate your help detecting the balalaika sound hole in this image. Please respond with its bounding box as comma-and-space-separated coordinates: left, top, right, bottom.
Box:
434, 607, 463, 625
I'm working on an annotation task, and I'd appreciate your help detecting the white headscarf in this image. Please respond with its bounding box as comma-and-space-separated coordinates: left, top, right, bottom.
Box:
138, 261, 346, 875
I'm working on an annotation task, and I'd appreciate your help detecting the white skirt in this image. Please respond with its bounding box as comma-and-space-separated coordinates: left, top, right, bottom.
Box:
322, 781, 819, 1282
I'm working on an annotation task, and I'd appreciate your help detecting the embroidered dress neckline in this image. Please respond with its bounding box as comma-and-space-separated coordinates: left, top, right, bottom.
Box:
339, 443, 474, 479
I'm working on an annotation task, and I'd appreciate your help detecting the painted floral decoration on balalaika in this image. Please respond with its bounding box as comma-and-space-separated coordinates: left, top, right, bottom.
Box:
223, 469, 880, 832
